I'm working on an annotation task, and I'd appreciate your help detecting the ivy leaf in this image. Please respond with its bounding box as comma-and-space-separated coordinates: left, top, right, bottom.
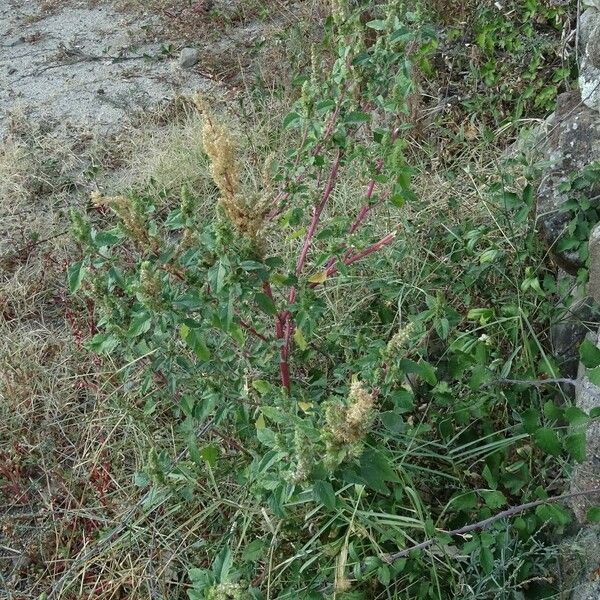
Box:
533, 427, 562, 457
313, 480, 337, 510
68, 259, 88, 293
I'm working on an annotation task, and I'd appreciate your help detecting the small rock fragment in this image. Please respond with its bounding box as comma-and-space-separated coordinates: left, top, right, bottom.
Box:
179, 47, 200, 69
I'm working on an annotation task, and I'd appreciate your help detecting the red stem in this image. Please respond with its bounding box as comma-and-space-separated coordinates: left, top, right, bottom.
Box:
310, 231, 398, 286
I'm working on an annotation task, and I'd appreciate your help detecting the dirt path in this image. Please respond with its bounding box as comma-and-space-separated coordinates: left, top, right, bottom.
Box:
0, 0, 214, 136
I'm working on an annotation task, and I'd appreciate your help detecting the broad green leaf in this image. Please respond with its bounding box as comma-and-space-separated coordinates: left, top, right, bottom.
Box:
313, 480, 337, 510
580, 338, 600, 368
344, 111, 371, 124
200, 445, 219, 466
520, 408, 539, 434
533, 427, 562, 457
68, 259, 87, 293
255, 292, 277, 316
252, 379, 271, 395
587, 506, 600, 522
283, 112, 301, 128
480, 490, 506, 509
293, 328, 308, 350
564, 432, 586, 462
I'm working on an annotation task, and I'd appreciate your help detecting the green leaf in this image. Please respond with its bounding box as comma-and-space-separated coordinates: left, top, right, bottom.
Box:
94, 230, 121, 247
580, 338, 600, 368
366, 19, 386, 30
183, 329, 211, 361
283, 111, 301, 128
87, 333, 119, 355
68, 259, 87, 293
200, 445, 219, 466
448, 491, 477, 511
358, 449, 400, 494
252, 379, 271, 395
255, 292, 277, 316
535, 503, 571, 526
293, 328, 308, 351
533, 427, 562, 457
480, 546, 494, 575
564, 432, 586, 462
128, 312, 152, 337
520, 408, 539, 434
313, 480, 337, 510
212, 546, 233, 583
587, 506, 600, 522
344, 111, 371, 124
480, 490, 506, 509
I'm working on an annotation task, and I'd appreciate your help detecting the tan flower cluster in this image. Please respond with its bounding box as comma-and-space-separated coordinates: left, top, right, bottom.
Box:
322, 378, 377, 470
386, 322, 414, 357
194, 96, 267, 240
91, 191, 159, 253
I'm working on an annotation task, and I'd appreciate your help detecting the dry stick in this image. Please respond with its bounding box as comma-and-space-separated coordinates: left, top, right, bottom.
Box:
47, 419, 215, 600
382, 488, 600, 564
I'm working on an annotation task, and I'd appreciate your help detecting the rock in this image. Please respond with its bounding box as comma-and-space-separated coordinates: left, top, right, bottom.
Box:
580, 8, 600, 112
564, 528, 600, 600
536, 91, 600, 273
551, 295, 600, 381
583, 0, 600, 10
179, 47, 200, 69
588, 225, 600, 305
569, 331, 600, 524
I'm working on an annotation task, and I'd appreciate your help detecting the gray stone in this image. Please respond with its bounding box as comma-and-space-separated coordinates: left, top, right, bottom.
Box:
179, 47, 200, 69
536, 91, 600, 273
570, 331, 600, 524
564, 528, 600, 600
579, 8, 600, 112
551, 295, 600, 381
589, 225, 600, 305
582, 0, 600, 10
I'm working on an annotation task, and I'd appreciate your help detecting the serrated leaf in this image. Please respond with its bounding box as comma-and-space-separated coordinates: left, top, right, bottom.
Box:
533, 427, 562, 457
565, 432, 586, 462
480, 490, 506, 509
298, 401, 313, 413
313, 480, 337, 510
68, 259, 87, 293
200, 445, 218, 466
255, 414, 266, 429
